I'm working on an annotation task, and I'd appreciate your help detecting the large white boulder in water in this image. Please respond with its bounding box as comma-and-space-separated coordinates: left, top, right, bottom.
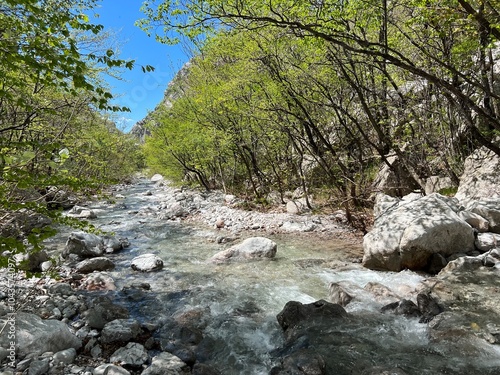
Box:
131, 253, 164, 272
209, 237, 277, 263
363, 193, 475, 272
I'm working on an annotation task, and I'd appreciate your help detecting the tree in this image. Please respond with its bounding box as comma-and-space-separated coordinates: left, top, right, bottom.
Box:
140, 0, 500, 188
0, 0, 140, 265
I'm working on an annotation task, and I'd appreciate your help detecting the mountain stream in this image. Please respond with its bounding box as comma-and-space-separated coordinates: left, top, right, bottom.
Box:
50, 180, 500, 374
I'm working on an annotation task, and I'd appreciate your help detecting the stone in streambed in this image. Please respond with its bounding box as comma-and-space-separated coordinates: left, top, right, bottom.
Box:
75, 257, 115, 273
208, 237, 277, 263
0, 312, 81, 360
131, 253, 164, 272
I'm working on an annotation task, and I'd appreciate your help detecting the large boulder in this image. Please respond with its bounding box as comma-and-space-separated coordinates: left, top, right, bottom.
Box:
0, 312, 81, 359
209, 237, 277, 263
455, 145, 500, 204
363, 193, 475, 272
62, 231, 104, 259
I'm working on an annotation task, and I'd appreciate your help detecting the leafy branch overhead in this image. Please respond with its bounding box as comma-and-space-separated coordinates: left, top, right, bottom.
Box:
0, 0, 144, 261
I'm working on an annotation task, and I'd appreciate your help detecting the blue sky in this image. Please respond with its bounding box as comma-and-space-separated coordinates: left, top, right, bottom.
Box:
91, 1, 190, 131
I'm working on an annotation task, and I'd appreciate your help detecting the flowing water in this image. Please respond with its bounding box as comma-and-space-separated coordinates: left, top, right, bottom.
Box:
54, 180, 500, 374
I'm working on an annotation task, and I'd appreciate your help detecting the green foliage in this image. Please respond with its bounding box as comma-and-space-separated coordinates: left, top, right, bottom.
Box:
0, 0, 143, 260
139, 0, 500, 213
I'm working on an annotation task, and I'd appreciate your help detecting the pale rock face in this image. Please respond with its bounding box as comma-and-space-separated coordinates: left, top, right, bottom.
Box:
131, 253, 164, 272
150, 173, 164, 182
363, 193, 475, 272
455, 145, 500, 204
467, 199, 500, 234
458, 210, 490, 232
475, 232, 500, 252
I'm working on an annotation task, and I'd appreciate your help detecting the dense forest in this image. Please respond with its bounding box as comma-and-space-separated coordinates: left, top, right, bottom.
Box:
138, 0, 500, 215
0, 0, 143, 259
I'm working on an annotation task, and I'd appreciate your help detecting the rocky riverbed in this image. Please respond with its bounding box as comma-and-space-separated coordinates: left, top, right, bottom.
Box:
1, 176, 500, 374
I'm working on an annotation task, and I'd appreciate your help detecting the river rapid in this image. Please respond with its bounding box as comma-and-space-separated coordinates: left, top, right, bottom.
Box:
51, 179, 500, 374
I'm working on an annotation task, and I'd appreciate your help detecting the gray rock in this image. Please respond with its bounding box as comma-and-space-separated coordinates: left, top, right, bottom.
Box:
416, 292, 443, 323
53, 347, 77, 365
63, 231, 104, 259
271, 348, 326, 375
468, 199, 500, 234
110, 342, 149, 367
439, 256, 484, 275
40, 260, 53, 272
475, 232, 500, 252
101, 319, 141, 344
286, 199, 308, 214
363, 282, 400, 304
28, 358, 50, 375
75, 257, 115, 273
103, 235, 125, 252
141, 352, 190, 375
209, 237, 277, 263
363, 193, 475, 272
16, 358, 33, 372
68, 205, 97, 219
427, 253, 448, 274
381, 299, 421, 318
45, 186, 79, 209
371, 151, 420, 197
424, 176, 455, 195
458, 210, 490, 232
151, 174, 164, 182
0, 312, 81, 359
94, 364, 131, 375
48, 282, 74, 296
131, 254, 164, 272
328, 283, 353, 306
83, 297, 129, 329
281, 221, 316, 232
276, 300, 347, 339
0, 346, 9, 362
455, 145, 500, 204
373, 194, 401, 218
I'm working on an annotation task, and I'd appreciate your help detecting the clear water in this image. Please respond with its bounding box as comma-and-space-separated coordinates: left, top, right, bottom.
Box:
55, 180, 500, 374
